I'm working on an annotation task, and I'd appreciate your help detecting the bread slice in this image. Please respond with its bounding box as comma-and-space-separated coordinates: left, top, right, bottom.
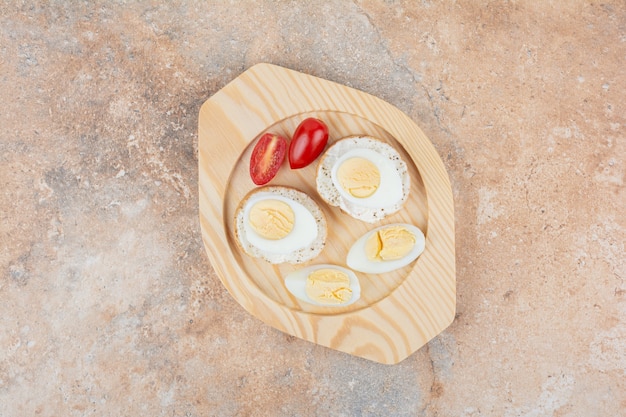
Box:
316, 136, 410, 223
234, 186, 327, 264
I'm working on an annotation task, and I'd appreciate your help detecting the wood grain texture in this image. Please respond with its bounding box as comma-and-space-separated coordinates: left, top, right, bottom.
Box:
198, 63, 455, 364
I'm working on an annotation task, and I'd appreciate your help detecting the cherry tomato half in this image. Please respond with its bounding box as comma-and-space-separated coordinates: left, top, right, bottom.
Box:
288, 118, 329, 169
249, 133, 287, 185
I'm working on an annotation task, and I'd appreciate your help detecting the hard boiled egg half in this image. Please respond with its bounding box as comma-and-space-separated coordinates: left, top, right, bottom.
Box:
234, 186, 327, 264
284, 264, 361, 306
347, 223, 425, 274
316, 136, 410, 223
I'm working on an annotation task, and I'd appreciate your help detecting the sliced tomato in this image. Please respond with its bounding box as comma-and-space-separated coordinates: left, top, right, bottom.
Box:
288, 118, 329, 169
249, 133, 287, 185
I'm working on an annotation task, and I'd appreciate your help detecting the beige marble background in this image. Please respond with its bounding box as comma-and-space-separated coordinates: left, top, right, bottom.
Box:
1, 1, 624, 416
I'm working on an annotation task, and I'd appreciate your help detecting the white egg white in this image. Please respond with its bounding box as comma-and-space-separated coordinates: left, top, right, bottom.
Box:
316, 136, 410, 223
346, 223, 425, 274
242, 192, 318, 254
330, 147, 404, 209
284, 264, 361, 307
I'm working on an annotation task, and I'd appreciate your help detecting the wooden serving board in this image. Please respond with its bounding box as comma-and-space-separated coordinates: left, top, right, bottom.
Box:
198, 63, 455, 364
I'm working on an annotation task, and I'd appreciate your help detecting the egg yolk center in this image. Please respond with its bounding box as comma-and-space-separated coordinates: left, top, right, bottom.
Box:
337, 157, 380, 198
365, 226, 416, 261
248, 199, 295, 240
305, 269, 352, 304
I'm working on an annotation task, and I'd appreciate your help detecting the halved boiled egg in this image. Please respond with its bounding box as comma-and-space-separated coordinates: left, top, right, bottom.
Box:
316, 136, 410, 223
234, 186, 327, 264
347, 223, 425, 274
284, 264, 361, 306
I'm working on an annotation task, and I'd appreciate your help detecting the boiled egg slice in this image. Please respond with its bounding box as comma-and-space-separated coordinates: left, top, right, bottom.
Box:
234, 186, 327, 264
284, 264, 361, 306
347, 223, 425, 274
316, 136, 410, 223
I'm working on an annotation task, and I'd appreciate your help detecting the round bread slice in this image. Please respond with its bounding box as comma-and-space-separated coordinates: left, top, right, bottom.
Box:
234, 186, 327, 264
316, 136, 410, 223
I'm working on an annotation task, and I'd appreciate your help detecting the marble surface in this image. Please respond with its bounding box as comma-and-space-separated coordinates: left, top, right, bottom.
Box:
1, 1, 624, 415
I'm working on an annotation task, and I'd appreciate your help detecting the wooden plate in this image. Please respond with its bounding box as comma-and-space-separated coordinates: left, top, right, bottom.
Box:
198, 63, 455, 364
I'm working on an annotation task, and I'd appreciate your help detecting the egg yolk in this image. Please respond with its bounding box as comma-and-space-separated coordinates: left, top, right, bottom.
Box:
305, 269, 352, 305
336, 157, 380, 198
365, 226, 416, 261
248, 199, 295, 240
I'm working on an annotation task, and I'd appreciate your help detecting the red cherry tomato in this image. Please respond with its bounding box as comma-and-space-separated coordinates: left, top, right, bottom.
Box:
288, 118, 329, 169
249, 133, 287, 185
